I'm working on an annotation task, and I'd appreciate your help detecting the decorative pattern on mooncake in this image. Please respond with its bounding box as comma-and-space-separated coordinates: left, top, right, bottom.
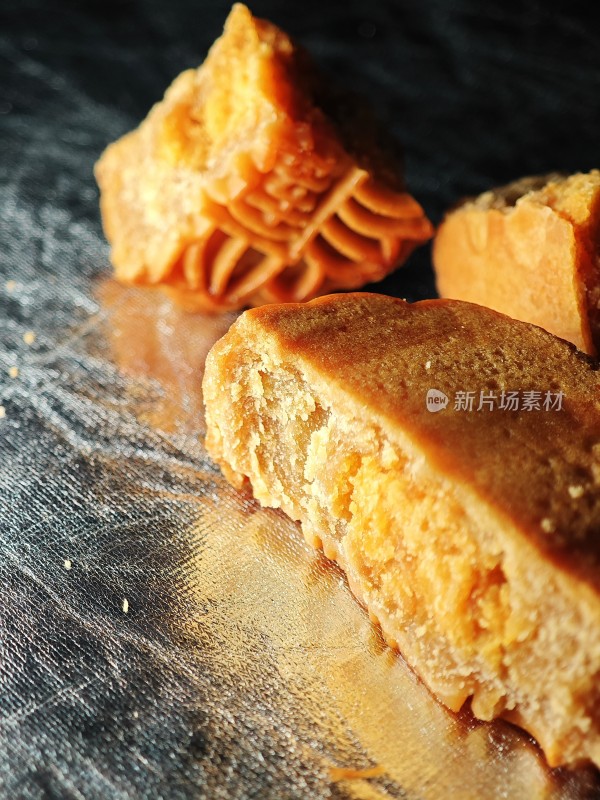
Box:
95, 4, 432, 312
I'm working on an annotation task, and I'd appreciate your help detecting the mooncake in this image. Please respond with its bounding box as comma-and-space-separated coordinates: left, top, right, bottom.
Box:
433, 170, 600, 355
95, 4, 432, 312
203, 291, 600, 769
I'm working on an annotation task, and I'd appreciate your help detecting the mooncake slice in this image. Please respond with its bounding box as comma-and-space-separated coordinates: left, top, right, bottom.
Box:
203, 292, 600, 769
433, 170, 600, 355
95, 4, 432, 312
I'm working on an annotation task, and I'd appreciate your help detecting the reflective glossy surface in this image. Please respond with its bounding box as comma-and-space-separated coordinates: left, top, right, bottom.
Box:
0, 279, 598, 797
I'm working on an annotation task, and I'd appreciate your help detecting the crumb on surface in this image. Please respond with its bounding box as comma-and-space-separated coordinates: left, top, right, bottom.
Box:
568, 485, 584, 499
64, 559, 72, 570
425, 360, 431, 370
0, 406, 5, 419
5, 280, 16, 293
541, 517, 556, 533
23, 331, 36, 345
8, 366, 18, 378
122, 598, 129, 614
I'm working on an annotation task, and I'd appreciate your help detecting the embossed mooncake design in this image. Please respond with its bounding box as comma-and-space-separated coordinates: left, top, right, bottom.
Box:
95, 3, 433, 312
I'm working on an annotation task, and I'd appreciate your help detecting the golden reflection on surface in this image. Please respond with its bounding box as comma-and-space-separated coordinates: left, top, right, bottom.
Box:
183, 505, 599, 798
98, 279, 600, 799
97, 279, 236, 434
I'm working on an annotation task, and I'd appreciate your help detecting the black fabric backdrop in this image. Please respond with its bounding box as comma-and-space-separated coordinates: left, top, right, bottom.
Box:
2, 2, 600, 798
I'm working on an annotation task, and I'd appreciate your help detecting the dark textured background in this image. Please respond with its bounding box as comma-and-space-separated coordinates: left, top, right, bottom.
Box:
2, 2, 600, 798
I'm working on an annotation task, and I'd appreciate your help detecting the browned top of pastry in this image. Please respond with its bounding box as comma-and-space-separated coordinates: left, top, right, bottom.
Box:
461, 170, 600, 224
230, 293, 600, 591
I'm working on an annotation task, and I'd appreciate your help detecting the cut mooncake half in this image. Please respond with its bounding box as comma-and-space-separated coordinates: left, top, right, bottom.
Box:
433, 170, 600, 355
95, 4, 432, 313
203, 292, 600, 769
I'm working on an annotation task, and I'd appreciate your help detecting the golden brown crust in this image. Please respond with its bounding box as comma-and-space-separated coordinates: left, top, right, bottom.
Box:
433, 170, 600, 356
203, 292, 600, 769
208, 292, 600, 588
95, 4, 432, 312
